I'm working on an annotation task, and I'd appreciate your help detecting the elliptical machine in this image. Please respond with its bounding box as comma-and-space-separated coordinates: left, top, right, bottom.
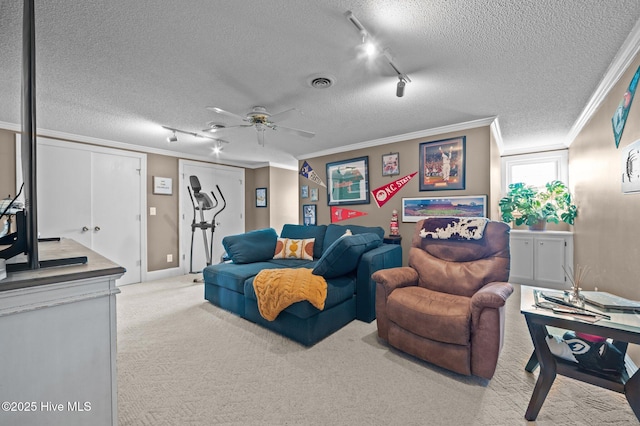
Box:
187, 175, 226, 276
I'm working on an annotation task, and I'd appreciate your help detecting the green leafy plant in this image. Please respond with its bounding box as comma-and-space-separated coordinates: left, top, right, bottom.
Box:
499, 180, 578, 227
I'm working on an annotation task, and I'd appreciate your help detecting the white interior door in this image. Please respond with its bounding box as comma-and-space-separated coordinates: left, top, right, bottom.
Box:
180, 161, 244, 274
37, 143, 92, 248
34, 138, 145, 285
91, 151, 142, 285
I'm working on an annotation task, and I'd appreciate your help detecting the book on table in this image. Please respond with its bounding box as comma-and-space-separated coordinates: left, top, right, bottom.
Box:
581, 291, 640, 311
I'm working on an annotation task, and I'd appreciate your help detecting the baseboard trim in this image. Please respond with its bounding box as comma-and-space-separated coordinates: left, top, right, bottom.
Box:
144, 267, 185, 282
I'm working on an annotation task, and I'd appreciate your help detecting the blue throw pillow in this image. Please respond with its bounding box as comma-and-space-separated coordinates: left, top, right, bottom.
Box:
222, 228, 277, 264
322, 224, 385, 254
312, 233, 382, 279
280, 224, 327, 259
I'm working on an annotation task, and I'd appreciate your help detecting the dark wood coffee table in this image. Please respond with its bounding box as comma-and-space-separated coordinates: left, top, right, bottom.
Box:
520, 285, 640, 421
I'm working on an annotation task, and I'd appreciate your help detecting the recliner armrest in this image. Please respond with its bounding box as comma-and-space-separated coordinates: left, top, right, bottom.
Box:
371, 267, 418, 295
470, 281, 513, 323
469, 281, 514, 379
372, 266, 417, 341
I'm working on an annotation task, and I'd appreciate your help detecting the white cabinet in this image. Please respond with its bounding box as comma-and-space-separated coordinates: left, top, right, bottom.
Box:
0, 239, 123, 426
509, 230, 573, 289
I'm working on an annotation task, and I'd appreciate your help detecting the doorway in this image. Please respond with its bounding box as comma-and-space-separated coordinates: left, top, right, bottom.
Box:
179, 160, 244, 275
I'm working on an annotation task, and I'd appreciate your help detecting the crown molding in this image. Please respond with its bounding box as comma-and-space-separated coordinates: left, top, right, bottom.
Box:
565, 18, 640, 146
490, 117, 505, 155
0, 121, 254, 169
296, 116, 496, 161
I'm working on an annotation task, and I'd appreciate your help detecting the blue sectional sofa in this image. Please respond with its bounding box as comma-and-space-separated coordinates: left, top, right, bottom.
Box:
203, 223, 402, 346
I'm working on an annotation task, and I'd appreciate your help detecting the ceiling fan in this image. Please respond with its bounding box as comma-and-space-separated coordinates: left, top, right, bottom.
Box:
204, 106, 315, 146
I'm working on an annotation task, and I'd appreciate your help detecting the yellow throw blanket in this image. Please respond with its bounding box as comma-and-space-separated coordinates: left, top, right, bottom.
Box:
253, 268, 327, 321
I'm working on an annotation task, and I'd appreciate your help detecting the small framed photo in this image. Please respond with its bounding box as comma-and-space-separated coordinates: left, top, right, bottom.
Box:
382, 153, 400, 176
622, 139, 640, 193
303, 204, 316, 226
310, 188, 318, 202
301, 185, 309, 198
256, 187, 267, 207
153, 176, 173, 195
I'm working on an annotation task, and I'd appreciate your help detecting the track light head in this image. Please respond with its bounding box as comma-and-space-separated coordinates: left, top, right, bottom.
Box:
167, 131, 178, 143
396, 78, 406, 97
212, 141, 224, 154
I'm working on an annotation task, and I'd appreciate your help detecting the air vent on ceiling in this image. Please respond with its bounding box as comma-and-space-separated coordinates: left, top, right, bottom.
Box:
308, 74, 335, 89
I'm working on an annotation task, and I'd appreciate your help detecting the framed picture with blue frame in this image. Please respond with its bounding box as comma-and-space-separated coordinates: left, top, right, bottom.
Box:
326, 156, 370, 205
303, 204, 316, 225
419, 136, 466, 191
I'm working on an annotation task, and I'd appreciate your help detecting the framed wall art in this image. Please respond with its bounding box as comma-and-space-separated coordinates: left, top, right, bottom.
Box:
153, 176, 173, 195
382, 152, 400, 176
256, 187, 267, 207
326, 156, 370, 205
401, 195, 487, 222
303, 204, 317, 226
419, 136, 466, 191
310, 188, 318, 201
301, 185, 309, 198
622, 139, 640, 193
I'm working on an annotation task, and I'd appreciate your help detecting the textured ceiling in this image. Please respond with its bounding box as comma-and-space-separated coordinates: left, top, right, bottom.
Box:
1, 1, 640, 169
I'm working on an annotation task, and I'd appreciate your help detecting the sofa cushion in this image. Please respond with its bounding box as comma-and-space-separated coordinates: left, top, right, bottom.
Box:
312, 233, 382, 279
322, 224, 385, 254
273, 237, 314, 260
387, 286, 471, 346
222, 228, 277, 264
245, 273, 355, 319
281, 224, 327, 259
203, 262, 283, 294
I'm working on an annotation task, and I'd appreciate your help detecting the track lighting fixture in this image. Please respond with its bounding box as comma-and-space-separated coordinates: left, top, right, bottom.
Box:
162, 126, 228, 154
396, 77, 406, 98
212, 140, 224, 154
345, 11, 411, 97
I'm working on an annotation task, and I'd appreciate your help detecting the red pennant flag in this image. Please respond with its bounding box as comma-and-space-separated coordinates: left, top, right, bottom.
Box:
331, 206, 368, 223
371, 171, 418, 208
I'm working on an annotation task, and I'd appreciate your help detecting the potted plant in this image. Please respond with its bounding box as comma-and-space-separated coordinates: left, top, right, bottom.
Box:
499, 180, 577, 230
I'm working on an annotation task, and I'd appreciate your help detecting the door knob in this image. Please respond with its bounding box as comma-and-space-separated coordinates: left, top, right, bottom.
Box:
82, 226, 89, 232
94, 226, 101, 231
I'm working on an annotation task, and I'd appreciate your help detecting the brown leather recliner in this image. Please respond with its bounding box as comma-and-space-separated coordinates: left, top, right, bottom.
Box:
372, 218, 513, 379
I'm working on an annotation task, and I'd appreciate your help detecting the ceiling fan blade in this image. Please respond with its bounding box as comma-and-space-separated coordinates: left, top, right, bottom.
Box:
268, 108, 298, 123
205, 106, 247, 122
202, 124, 252, 133
273, 125, 315, 138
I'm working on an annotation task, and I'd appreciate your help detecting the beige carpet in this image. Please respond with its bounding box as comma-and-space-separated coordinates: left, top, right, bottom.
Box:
117, 275, 635, 425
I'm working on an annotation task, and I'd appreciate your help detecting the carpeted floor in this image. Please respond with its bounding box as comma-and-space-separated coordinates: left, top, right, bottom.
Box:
117, 275, 635, 425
